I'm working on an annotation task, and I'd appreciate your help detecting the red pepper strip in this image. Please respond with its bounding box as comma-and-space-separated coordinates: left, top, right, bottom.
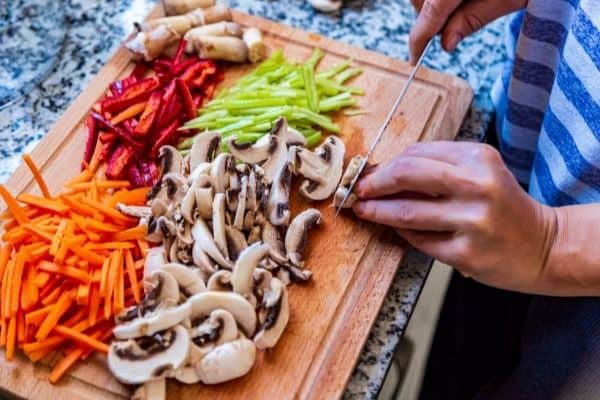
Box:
128, 63, 148, 80
179, 61, 214, 85
171, 58, 197, 76
189, 64, 217, 88
176, 78, 196, 120
106, 145, 137, 180
138, 160, 159, 187
127, 164, 145, 188
159, 101, 183, 133
134, 91, 162, 136
154, 81, 177, 130
203, 82, 217, 99
101, 77, 159, 114
98, 139, 117, 164
98, 131, 117, 144
82, 114, 98, 168
192, 94, 203, 109
173, 39, 187, 64
150, 120, 180, 157
153, 60, 173, 74
91, 112, 145, 151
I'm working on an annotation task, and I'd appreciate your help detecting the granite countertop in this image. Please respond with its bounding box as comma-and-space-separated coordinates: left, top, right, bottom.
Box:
0, 0, 507, 398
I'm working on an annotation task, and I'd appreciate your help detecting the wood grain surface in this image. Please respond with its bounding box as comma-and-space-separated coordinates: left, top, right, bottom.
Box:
0, 8, 472, 400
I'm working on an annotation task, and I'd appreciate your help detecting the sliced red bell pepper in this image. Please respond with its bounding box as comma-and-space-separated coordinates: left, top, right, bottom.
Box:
158, 101, 183, 133
189, 63, 217, 88
134, 91, 162, 136
98, 140, 117, 164
127, 163, 145, 188
106, 145, 137, 180
91, 112, 145, 151
154, 81, 177, 130
179, 60, 216, 85
128, 63, 148, 80
101, 77, 159, 114
110, 76, 137, 97
171, 58, 197, 76
150, 119, 180, 156
98, 131, 117, 144
82, 114, 99, 168
176, 78, 196, 120
192, 94, 203, 109
138, 159, 159, 187
172, 39, 187, 66
203, 82, 217, 99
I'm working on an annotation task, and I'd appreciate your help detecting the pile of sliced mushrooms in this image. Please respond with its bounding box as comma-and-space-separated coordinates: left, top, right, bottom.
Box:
109, 117, 362, 399
127, 0, 266, 63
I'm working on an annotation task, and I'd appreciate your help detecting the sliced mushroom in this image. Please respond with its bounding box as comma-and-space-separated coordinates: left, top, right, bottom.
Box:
144, 270, 180, 308
191, 309, 239, 347
192, 189, 211, 223
233, 176, 248, 230
159, 145, 185, 175
267, 161, 292, 226
191, 218, 233, 269
262, 221, 288, 264
162, 173, 188, 203
231, 242, 270, 299
188, 162, 213, 185
333, 155, 365, 208
225, 226, 248, 261
253, 268, 273, 300
279, 264, 313, 284
169, 237, 192, 265
192, 248, 218, 280
226, 135, 273, 165
144, 246, 167, 278
146, 216, 177, 242
285, 208, 321, 267
190, 131, 220, 171
195, 336, 256, 384
117, 204, 152, 219
254, 278, 289, 349
161, 263, 206, 296
187, 291, 257, 337
210, 153, 234, 193
286, 127, 307, 146
291, 136, 346, 200
247, 225, 262, 244
207, 270, 233, 291
246, 170, 258, 212
113, 302, 190, 339
261, 118, 289, 183
108, 325, 190, 384
131, 378, 166, 400
212, 193, 229, 261
180, 188, 197, 224
242, 210, 255, 231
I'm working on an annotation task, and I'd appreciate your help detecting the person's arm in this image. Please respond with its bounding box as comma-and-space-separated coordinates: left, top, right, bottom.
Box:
408, 0, 526, 63
353, 141, 600, 297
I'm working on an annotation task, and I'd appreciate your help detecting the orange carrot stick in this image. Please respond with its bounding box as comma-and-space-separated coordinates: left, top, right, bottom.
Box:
16, 194, 68, 214
34, 271, 51, 288
99, 258, 109, 297
22, 335, 64, 354
50, 219, 68, 256
0, 244, 11, 286
10, 252, 26, 316
113, 253, 125, 314
85, 242, 135, 250
48, 346, 84, 384
64, 169, 93, 187
59, 195, 97, 217
67, 180, 131, 192
89, 285, 100, 326
38, 261, 90, 284
54, 325, 109, 354
0, 318, 6, 346
36, 292, 74, 340
67, 245, 103, 267
79, 197, 134, 225
111, 225, 147, 241
25, 304, 53, 327
109, 187, 150, 207
110, 101, 147, 125
17, 311, 26, 344
124, 250, 141, 303
76, 283, 90, 306
6, 316, 16, 360
22, 224, 55, 242
22, 154, 51, 199
0, 185, 29, 224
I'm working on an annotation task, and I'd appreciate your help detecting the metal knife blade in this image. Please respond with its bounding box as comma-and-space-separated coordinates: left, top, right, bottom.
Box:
335, 39, 433, 216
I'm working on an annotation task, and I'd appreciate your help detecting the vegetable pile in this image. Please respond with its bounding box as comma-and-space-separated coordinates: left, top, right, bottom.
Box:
178, 49, 363, 151
84, 38, 223, 188
0, 154, 148, 383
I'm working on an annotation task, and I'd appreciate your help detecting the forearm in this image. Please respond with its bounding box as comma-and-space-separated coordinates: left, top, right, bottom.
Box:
541, 204, 600, 296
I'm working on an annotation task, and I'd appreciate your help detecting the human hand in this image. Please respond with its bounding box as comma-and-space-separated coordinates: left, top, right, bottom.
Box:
353, 141, 558, 293
408, 0, 526, 64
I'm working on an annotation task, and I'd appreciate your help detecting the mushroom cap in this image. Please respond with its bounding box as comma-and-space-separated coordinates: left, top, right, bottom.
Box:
108, 325, 191, 385
210, 153, 235, 193
195, 336, 257, 385
296, 136, 346, 201
254, 278, 289, 349
159, 145, 186, 175
227, 135, 273, 165
161, 263, 206, 296
191, 309, 239, 346
191, 218, 233, 269
207, 269, 233, 291
144, 246, 167, 279
143, 270, 180, 307
187, 291, 257, 337
231, 242, 270, 297
212, 193, 230, 261
267, 161, 292, 226
261, 221, 288, 264
261, 118, 289, 184
190, 131, 221, 171
285, 208, 321, 267
224, 226, 248, 262
113, 302, 191, 339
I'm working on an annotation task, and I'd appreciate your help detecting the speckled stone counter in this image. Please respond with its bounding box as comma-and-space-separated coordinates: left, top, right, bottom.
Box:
0, 1, 507, 398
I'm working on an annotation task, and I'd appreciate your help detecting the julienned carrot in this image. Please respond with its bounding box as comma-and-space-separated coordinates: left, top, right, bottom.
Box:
22, 154, 51, 199
0, 157, 147, 384
124, 250, 141, 303
17, 194, 69, 214
49, 346, 84, 384
36, 292, 74, 341
53, 325, 109, 353
110, 101, 147, 125
38, 261, 90, 284
0, 185, 30, 224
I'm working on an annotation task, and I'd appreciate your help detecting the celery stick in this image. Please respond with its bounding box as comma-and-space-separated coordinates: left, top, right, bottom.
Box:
306, 131, 322, 147
306, 48, 324, 69
291, 107, 339, 133
223, 98, 288, 110
316, 77, 364, 95
318, 58, 353, 79
335, 67, 363, 84
302, 64, 319, 113
344, 108, 369, 116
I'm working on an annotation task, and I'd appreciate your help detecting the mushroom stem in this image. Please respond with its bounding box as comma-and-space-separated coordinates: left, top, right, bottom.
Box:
184, 22, 243, 53
192, 35, 249, 63
162, 0, 215, 15
243, 27, 267, 63
126, 25, 180, 62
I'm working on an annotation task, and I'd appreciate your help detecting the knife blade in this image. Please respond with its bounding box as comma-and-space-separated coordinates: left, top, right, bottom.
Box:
335, 39, 433, 216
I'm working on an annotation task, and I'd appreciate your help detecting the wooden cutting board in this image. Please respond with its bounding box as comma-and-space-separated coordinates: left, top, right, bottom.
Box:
0, 8, 472, 400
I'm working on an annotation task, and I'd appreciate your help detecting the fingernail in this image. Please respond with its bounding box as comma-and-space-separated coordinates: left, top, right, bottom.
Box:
445, 33, 462, 52
355, 180, 367, 197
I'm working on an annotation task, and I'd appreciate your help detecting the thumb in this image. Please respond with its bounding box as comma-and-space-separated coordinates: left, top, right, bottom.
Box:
441, 0, 525, 52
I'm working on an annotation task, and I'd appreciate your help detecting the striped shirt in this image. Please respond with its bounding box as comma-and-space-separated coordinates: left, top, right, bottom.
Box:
488, 1, 600, 398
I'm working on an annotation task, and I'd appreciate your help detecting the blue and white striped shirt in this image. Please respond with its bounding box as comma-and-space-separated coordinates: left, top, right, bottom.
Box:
492, 0, 600, 206
488, 1, 600, 397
